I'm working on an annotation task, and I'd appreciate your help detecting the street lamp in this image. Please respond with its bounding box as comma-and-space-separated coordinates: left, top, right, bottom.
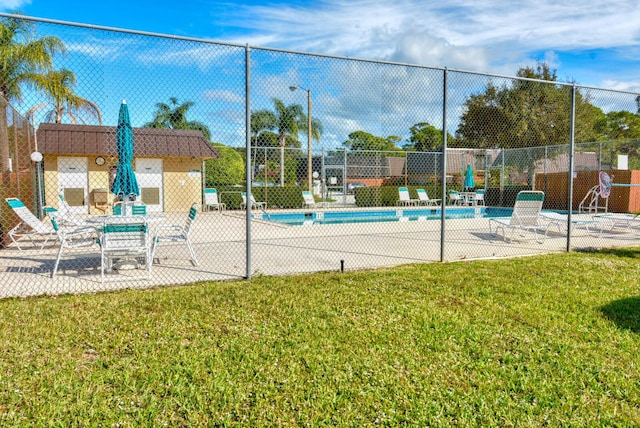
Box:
289, 85, 313, 192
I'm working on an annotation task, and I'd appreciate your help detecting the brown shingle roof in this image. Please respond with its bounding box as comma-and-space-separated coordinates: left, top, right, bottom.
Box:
37, 123, 220, 159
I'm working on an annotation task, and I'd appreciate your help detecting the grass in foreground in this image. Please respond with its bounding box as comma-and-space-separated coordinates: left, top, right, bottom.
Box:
1, 248, 640, 426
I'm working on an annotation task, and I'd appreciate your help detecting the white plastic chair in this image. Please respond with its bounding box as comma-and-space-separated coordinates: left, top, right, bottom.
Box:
473, 189, 485, 206
397, 187, 419, 206
302, 191, 317, 208
49, 213, 99, 278
151, 203, 199, 268
241, 192, 266, 210
100, 216, 151, 282
204, 188, 226, 212
113, 200, 146, 216
416, 189, 441, 206
448, 190, 463, 206
47, 191, 87, 227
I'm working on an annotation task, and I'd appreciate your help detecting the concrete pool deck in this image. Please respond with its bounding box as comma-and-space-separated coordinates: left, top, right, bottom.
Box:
0, 209, 638, 298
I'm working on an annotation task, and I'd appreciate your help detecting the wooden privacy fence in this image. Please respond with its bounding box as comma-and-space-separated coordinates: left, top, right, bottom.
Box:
536, 170, 640, 213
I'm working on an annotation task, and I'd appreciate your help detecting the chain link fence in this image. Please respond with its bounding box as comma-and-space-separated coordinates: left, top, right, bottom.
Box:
0, 14, 639, 298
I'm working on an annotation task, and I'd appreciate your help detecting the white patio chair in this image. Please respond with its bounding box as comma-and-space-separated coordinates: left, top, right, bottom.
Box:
204, 188, 226, 212
113, 200, 146, 216
100, 216, 151, 282
45, 191, 86, 227
151, 203, 198, 268
48, 213, 100, 278
416, 189, 441, 206
448, 190, 463, 205
241, 192, 266, 210
397, 187, 419, 206
489, 191, 546, 243
473, 189, 485, 206
5, 198, 56, 250
302, 191, 317, 208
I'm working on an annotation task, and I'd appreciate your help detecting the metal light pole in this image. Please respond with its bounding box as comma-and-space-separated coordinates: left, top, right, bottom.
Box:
29, 118, 44, 218
290, 85, 313, 192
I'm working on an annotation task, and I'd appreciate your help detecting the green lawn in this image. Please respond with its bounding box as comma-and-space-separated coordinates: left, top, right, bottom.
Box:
1, 248, 640, 426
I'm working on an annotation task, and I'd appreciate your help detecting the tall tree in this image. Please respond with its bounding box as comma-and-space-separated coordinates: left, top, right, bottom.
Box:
144, 97, 211, 141
0, 15, 65, 182
343, 130, 402, 152
595, 111, 640, 140
26, 69, 102, 125
455, 62, 601, 185
594, 110, 640, 169
403, 122, 455, 151
251, 98, 322, 186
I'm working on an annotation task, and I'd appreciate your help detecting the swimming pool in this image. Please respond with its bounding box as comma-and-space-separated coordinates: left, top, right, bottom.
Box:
257, 207, 513, 226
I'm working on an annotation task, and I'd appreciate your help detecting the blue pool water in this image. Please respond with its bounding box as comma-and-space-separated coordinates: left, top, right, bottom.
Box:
257, 207, 513, 226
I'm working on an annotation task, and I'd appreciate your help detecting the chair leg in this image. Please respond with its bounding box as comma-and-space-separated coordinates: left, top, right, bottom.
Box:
186, 239, 198, 266
145, 248, 152, 278
150, 238, 158, 264
101, 250, 105, 283
8, 233, 23, 251
51, 244, 65, 278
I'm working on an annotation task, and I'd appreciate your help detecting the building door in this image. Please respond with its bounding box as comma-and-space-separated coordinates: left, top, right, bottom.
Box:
135, 158, 163, 212
57, 157, 89, 214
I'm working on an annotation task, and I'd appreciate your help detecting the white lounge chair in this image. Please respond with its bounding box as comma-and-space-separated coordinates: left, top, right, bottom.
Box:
49, 212, 100, 278
416, 189, 441, 206
540, 212, 600, 237
302, 191, 317, 208
489, 191, 546, 243
204, 188, 226, 212
241, 192, 266, 210
5, 198, 56, 250
593, 213, 640, 235
151, 203, 199, 268
397, 187, 419, 206
100, 216, 151, 282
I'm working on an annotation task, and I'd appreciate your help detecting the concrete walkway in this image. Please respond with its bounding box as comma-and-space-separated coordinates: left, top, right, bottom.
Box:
0, 210, 637, 298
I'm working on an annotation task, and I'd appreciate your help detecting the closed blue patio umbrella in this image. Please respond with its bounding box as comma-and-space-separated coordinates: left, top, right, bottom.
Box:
110, 100, 140, 201
463, 163, 475, 191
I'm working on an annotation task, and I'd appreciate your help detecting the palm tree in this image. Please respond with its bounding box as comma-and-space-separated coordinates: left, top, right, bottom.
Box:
26, 69, 102, 125
0, 15, 65, 183
251, 98, 323, 186
144, 97, 211, 141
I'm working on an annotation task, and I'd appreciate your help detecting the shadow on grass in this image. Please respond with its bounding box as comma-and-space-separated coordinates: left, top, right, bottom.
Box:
576, 246, 640, 259
601, 297, 640, 334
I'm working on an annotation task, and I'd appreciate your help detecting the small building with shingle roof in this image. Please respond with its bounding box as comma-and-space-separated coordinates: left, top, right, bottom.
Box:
37, 123, 220, 214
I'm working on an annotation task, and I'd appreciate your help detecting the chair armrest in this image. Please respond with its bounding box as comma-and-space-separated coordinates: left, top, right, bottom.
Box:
153, 225, 184, 236
62, 225, 99, 236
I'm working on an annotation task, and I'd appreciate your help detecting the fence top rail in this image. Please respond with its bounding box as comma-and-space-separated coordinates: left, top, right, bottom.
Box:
0, 12, 246, 49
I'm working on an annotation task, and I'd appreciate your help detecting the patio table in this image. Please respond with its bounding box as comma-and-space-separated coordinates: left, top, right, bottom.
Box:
84, 214, 166, 226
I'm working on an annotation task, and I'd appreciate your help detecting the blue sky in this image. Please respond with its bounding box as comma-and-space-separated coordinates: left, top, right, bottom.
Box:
3, 0, 639, 91
1, 0, 639, 149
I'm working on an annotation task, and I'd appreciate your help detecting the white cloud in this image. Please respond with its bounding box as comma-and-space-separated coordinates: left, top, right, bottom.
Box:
216, 0, 640, 85
600, 79, 640, 94
0, 0, 30, 10
204, 89, 244, 104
